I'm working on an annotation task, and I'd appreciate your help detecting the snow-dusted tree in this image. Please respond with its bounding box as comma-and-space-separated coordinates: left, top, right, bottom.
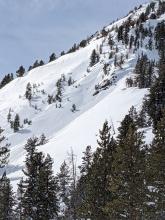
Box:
13, 114, 20, 132
19, 137, 59, 219
0, 127, 10, 169
16, 65, 25, 77
78, 145, 92, 176
57, 160, 71, 218
89, 49, 100, 67
0, 172, 15, 219
39, 133, 47, 145
71, 104, 76, 112
7, 109, 12, 123
25, 82, 32, 101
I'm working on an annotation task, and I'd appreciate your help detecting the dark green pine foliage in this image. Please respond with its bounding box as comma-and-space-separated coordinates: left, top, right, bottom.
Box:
83, 121, 116, 220
106, 114, 147, 219
0, 73, 14, 89
56, 78, 63, 102
32, 60, 40, 69
7, 109, 12, 123
0, 172, 15, 220
0, 127, 10, 169
89, 49, 100, 67
17, 178, 24, 220
78, 145, 92, 176
39, 60, 44, 66
157, 1, 165, 17
20, 137, 59, 219
16, 66, 25, 77
49, 53, 56, 62
21, 137, 40, 219
37, 154, 59, 219
25, 82, 32, 101
74, 146, 93, 220
0, 128, 13, 219
155, 21, 165, 58
134, 53, 155, 88
13, 114, 20, 132
147, 110, 165, 219
57, 160, 71, 218
147, 56, 165, 127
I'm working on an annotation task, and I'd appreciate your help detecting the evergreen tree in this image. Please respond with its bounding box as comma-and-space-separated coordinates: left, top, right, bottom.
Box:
146, 110, 165, 219
78, 145, 92, 176
82, 121, 117, 220
17, 178, 24, 220
134, 54, 155, 88
67, 149, 77, 220
16, 66, 25, 77
49, 53, 56, 62
147, 55, 165, 127
155, 21, 165, 58
0, 73, 14, 89
58, 160, 71, 218
37, 154, 59, 219
0, 128, 10, 169
39, 133, 47, 145
13, 114, 20, 132
75, 146, 93, 219
71, 104, 76, 112
106, 115, 147, 219
33, 60, 40, 69
7, 109, 12, 123
39, 60, 44, 66
25, 82, 32, 101
0, 172, 15, 220
89, 49, 100, 67
20, 137, 40, 219
19, 137, 59, 219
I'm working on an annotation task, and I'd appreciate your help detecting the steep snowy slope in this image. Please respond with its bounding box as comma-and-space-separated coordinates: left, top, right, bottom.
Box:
0, 0, 164, 187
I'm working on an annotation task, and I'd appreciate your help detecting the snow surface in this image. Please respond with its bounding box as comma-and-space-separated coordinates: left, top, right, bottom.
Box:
0, 0, 163, 190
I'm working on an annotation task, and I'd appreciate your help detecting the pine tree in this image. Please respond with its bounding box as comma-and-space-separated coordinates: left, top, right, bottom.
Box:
82, 121, 117, 220
89, 49, 99, 67
67, 148, 77, 220
146, 110, 165, 219
7, 109, 12, 123
20, 137, 40, 219
147, 55, 165, 127
16, 66, 25, 77
25, 82, 32, 101
33, 60, 40, 69
0, 128, 13, 219
0, 73, 14, 89
13, 114, 20, 132
17, 178, 24, 220
0, 128, 10, 169
57, 160, 71, 218
0, 172, 15, 220
106, 115, 147, 219
71, 104, 76, 112
39, 133, 47, 145
78, 145, 92, 176
75, 146, 93, 219
39, 60, 44, 66
37, 154, 59, 219
49, 53, 56, 62
20, 137, 59, 219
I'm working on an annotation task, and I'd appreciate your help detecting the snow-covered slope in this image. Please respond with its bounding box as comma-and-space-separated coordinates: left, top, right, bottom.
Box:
0, 0, 164, 187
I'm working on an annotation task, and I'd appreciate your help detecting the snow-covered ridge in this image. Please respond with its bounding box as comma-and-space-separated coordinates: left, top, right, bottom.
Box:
0, 0, 164, 188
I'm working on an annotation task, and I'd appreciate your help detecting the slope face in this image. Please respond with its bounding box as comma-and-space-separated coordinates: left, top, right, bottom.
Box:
0, 0, 164, 185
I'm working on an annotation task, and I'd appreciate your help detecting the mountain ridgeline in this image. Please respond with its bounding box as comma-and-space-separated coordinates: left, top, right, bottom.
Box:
0, 0, 165, 219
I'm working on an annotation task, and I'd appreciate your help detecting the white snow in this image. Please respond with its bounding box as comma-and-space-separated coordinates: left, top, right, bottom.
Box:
0, 0, 162, 189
